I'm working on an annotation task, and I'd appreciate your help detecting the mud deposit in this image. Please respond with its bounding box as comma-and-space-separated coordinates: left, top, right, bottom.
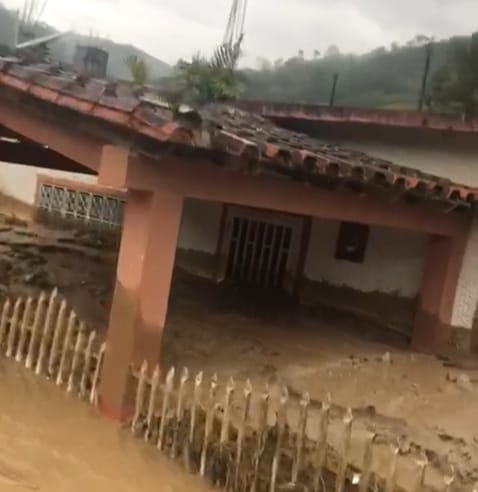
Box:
0, 216, 477, 489
0, 359, 212, 492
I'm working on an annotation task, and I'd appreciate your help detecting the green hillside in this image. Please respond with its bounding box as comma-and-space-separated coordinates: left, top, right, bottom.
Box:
240, 35, 476, 109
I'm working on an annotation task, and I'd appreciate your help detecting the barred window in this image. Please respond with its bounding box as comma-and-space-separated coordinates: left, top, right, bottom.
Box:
335, 221, 370, 263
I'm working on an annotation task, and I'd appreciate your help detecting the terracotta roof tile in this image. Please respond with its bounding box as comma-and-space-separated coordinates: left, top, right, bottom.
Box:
0, 58, 476, 208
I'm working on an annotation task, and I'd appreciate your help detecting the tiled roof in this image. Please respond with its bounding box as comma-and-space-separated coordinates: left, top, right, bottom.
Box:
0, 58, 476, 209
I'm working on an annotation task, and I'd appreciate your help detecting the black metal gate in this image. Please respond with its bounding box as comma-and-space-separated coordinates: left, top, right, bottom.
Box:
225, 216, 293, 288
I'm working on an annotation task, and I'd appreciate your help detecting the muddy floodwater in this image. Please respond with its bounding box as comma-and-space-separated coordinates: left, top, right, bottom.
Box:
0, 359, 212, 492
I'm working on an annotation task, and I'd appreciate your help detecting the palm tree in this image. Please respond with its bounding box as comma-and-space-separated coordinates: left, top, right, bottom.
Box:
125, 55, 148, 85
176, 36, 244, 105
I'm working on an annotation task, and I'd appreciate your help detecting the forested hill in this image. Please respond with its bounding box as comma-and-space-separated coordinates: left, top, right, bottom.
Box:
240, 35, 476, 109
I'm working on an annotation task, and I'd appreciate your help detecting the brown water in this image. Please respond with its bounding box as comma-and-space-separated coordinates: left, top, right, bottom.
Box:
0, 359, 212, 492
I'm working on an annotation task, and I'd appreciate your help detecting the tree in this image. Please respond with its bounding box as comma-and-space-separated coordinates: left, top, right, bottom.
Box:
298, 49, 304, 59
430, 34, 478, 119
176, 37, 244, 105
407, 34, 433, 48
256, 57, 272, 71
125, 55, 148, 85
324, 44, 340, 57
313, 49, 320, 59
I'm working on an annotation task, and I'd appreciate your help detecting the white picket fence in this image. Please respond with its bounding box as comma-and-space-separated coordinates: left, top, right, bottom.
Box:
0, 289, 105, 401
129, 362, 456, 492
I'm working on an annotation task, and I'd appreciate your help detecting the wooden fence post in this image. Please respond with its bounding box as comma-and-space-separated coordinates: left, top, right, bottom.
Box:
0, 298, 11, 349
158, 366, 176, 451
80, 331, 97, 397
335, 408, 353, 492
132, 360, 148, 433
56, 311, 76, 386
314, 393, 331, 492
443, 465, 455, 492
171, 367, 190, 459
48, 299, 67, 377
235, 379, 252, 491
200, 373, 218, 477
292, 392, 310, 484
145, 364, 160, 440
6, 298, 23, 358
90, 342, 106, 405
26, 291, 47, 368
250, 385, 270, 492
359, 431, 375, 492
35, 289, 58, 375
189, 371, 204, 447
15, 297, 33, 362
220, 377, 235, 449
413, 457, 428, 492
67, 322, 85, 393
385, 445, 399, 492
270, 386, 289, 492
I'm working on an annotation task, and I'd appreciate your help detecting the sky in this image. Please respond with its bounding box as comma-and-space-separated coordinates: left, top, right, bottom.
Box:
2, 0, 478, 66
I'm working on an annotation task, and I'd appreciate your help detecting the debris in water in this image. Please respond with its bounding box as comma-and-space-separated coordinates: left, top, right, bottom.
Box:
456, 374, 473, 391
381, 352, 392, 364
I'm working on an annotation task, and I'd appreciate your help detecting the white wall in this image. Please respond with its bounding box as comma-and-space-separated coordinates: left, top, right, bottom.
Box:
452, 218, 478, 329
0, 161, 97, 205
177, 198, 223, 254
304, 218, 427, 298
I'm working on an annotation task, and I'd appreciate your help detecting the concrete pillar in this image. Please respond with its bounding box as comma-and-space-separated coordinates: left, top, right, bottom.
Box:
97, 145, 128, 188
412, 233, 466, 353
98, 188, 183, 421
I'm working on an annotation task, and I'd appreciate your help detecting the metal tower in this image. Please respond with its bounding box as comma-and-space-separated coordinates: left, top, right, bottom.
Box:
223, 0, 248, 46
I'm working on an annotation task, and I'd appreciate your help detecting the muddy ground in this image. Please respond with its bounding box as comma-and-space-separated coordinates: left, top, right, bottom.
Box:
0, 215, 478, 490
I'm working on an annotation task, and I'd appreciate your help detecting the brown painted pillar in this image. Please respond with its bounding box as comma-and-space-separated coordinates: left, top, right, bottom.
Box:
98, 188, 183, 421
412, 233, 466, 353
97, 145, 129, 188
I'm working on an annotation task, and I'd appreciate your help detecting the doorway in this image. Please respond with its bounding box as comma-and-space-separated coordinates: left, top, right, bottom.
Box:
222, 207, 303, 292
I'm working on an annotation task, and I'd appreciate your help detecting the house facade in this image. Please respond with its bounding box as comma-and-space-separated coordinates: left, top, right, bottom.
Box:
238, 100, 478, 345
0, 59, 477, 420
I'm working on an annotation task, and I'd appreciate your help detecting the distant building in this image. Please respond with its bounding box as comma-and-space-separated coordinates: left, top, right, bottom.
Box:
73, 45, 108, 78
0, 9, 19, 53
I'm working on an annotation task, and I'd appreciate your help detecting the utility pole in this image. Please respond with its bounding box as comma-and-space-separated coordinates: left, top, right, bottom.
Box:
417, 42, 433, 112
329, 73, 339, 107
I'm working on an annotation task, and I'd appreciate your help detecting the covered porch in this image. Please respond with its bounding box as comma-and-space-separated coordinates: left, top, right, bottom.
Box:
0, 59, 474, 423
97, 146, 469, 419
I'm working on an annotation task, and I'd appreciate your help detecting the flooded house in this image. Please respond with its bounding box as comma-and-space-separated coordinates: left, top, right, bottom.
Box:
1, 59, 478, 422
